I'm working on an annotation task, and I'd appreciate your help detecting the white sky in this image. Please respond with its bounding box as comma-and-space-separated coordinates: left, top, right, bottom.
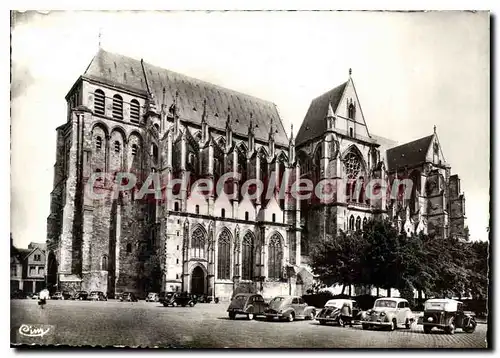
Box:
10, 10, 490, 247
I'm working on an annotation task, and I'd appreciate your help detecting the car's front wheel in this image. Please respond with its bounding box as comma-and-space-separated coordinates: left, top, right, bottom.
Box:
405, 318, 412, 329
338, 317, 344, 326
189, 301, 194, 307
247, 313, 254, 320
307, 310, 316, 320
173, 302, 178, 307
362, 324, 370, 330
446, 318, 455, 335
423, 325, 433, 334
389, 319, 397, 331
287, 312, 295, 322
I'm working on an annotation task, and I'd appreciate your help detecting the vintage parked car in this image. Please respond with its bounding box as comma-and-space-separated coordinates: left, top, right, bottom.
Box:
360, 297, 415, 331
51, 291, 72, 300
11, 290, 27, 299
146, 292, 159, 302
89, 291, 108, 301
227, 293, 268, 320
120, 292, 139, 302
264, 295, 317, 322
72, 291, 89, 300
174, 292, 197, 307
422, 298, 477, 334
316, 299, 361, 326
159, 292, 178, 306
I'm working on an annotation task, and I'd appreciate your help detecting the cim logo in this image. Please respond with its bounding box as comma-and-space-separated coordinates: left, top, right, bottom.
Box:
18, 324, 52, 338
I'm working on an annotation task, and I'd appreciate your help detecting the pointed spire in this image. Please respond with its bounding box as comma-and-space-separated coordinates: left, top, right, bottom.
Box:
349, 68, 352, 77
98, 28, 102, 49
290, 123, 294, 142
434, 125, 437, 134
248, 112, 254, 133
226, 105, 231, 128
327, 103, 335, 118
162, 87, 166, 113
202, 98, 207, 122
269, 117, 274, 139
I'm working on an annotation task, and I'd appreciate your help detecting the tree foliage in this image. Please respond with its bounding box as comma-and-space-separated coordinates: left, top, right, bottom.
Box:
309, 218, 489, 300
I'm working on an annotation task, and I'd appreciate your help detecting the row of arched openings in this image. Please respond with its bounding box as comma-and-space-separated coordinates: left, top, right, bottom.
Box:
190, 227, 284, 280
348, 215, 368, 231
94, 89, 141, 122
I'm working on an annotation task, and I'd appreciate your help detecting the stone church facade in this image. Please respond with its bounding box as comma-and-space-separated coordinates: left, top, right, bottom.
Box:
46, 49, 466, 299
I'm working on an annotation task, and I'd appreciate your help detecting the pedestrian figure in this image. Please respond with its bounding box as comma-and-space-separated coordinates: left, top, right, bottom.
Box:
38, 288, 50, 309
340, 301, 353, 327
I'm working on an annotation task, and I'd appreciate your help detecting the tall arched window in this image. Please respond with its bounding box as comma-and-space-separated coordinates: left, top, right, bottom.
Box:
349, 215, 355, 231
94, 89, 105, 115
242, 232, 254, 280
313, 145, 322, 185
268, 233, 283, 280
362, 217, 368, 229
101, 255, 108, 271
151, 144, 159, 163
348, 103, 355, 119
126, 243, 132, 253
344, 152, 362, 202
112, 94, 123, 119
130, 99, 140, 122
356, 216, 361, 231
217, 229, 231, 280
191, 227, 206, 259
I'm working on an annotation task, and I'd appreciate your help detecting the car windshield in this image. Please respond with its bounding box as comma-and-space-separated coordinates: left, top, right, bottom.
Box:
374, 300, 397, 308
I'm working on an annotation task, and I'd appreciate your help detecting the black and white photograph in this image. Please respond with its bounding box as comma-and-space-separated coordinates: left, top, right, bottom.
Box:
9, 9, 490, 349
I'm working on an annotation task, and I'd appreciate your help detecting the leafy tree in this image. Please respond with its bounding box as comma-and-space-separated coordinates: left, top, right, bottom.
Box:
309, 230, 367, 293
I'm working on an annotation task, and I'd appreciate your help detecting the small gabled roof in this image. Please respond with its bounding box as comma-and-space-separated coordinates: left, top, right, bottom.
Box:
295, 81, 348, 146
386, 134, 434, 172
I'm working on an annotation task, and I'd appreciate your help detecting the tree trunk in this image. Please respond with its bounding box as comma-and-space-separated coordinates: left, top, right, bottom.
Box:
387, 288, 391, 297
348, 285, 352, 297
341, 284, 346, 295
418, 289, 422, 300
376, 287, 380, 297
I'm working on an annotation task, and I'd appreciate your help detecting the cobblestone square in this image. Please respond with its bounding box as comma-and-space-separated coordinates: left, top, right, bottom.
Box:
10, 299, 488, 348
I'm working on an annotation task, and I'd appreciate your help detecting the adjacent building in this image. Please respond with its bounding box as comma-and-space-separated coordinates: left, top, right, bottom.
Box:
10, 238, 47, 294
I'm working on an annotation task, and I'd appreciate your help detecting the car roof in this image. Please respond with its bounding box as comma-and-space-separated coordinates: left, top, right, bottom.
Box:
375, 297, 408, 302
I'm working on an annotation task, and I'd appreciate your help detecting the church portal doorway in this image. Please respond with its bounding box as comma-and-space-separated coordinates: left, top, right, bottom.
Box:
191, 266, 205, 295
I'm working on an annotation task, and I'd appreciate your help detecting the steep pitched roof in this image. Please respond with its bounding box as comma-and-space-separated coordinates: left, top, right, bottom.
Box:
83, 49, 288, 146
386, 134, 434, 172
295, 82, 348, 146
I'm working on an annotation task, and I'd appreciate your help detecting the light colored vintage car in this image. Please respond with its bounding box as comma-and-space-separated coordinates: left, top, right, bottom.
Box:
264, 295, 317, 322
360, 297, 415, 331
316, 299, 361, 326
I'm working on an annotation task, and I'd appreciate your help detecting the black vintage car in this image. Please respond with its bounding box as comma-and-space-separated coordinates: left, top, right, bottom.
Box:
159, 292, 178, 306
227, 293, 268, 320
422, 299, 477, 334
11, 290, 27, 299
89, 291, 108, 301
120, 292, 139, 302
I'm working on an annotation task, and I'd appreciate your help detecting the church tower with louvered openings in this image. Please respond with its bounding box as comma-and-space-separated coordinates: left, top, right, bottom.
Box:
46, 51, 467, 299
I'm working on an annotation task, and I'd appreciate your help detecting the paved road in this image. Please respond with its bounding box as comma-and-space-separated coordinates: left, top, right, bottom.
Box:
11, 299, 488, 348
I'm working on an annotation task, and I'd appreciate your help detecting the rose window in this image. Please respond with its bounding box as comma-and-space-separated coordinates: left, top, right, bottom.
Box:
343, 153, 362, 179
